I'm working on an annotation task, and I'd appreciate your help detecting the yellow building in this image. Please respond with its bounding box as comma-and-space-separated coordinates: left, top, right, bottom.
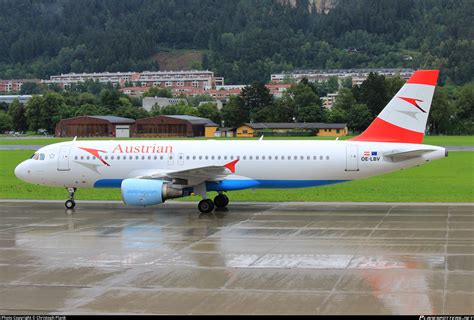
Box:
235, 123, 348, 138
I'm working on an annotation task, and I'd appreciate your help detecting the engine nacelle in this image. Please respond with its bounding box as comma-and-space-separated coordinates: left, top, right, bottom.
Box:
121, 179, 183, 207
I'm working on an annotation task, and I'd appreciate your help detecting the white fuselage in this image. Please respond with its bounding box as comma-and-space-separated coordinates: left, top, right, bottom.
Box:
15, 140, 446, 191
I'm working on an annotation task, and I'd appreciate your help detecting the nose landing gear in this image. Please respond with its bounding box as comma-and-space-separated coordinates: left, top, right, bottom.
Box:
65, 187, 76, 209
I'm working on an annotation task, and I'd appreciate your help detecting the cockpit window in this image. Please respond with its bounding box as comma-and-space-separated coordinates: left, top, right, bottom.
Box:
30, 153, 45, 160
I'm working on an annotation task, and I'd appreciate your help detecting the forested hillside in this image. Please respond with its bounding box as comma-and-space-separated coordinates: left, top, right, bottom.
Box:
0, 0, 472, 84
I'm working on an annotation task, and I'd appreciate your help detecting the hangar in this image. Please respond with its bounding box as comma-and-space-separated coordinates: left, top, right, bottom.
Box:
55, 115, 135, 138
133, 115, 218, 138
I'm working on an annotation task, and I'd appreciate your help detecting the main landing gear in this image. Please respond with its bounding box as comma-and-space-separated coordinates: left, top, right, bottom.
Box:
65, 187, 76, 209
197, 192, 229, 214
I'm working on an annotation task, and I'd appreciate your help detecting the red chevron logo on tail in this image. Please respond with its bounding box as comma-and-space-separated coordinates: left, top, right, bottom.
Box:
399, 97, 426, 113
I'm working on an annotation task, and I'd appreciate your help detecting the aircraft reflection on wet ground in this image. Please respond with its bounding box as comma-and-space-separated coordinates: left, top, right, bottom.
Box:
0, 201, 472, 315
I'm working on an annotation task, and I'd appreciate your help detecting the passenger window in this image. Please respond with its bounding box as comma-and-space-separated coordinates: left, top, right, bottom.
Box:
287, 156, 291, 160
86, 156, 90, 160
294, 156, 297, 160
186, 156, 190, 160
199, 155, 202, 160
211, 156, 215, 160
243, 156, 246, 160
160, 155, 164, 160
136, 156, 139, 160
326, 156, 330, 160
111, 156, 114, 160
313, 156, 317, 160
268, 156, 272, 160
230, 155, 234, 160
320, 156, 323, 160
148, 156, 151, 160
275, 156, 278, 160
129, 156, 132, 160
256, 156, 259, 160
193, 155, 196, 160
218, 156, 221, 160
224, 156, 227, 160
154, 156, 157, 160
74, 156, 78, 160
117, 156, 121, 160
205, 155, 208, 160
249, 156, 253, 160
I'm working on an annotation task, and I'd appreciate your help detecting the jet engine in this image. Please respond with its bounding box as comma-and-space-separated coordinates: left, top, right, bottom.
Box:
121, 178, 183, 206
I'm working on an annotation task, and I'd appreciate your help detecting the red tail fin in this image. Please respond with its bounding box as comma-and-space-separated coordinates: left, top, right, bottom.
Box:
351, 70, 439, 144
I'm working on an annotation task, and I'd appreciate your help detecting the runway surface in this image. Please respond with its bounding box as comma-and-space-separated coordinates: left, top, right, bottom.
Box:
0, 201, 472, 315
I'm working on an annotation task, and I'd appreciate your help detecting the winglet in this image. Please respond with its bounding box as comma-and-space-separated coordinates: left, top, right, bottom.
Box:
224, 159, 239, 173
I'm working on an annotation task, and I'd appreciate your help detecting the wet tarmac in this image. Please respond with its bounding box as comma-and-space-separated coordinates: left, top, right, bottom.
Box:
0, 201, 472, 315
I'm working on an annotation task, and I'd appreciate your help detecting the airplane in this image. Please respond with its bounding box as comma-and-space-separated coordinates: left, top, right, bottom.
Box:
15, 70, 447, 213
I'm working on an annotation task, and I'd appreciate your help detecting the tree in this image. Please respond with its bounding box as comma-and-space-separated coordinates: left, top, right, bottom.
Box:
197, 103, 221, 124
221, 96, 248, 127
115, 106, 149, 119
7, 99, 28, 131
0, 111, 12, 132
239, 82, 273, 122
428, 87, 456, 134
332, 88, 355, 111
454, 82, 474, 134
143, 87, 173, 98
357, 72, 389, 116
20, 82, 43, 95
25, 92, 65, 133
160, 102, 198, 116
75, 104, 110, 116
100, 89, 121, 111
348, 103, 373, 132
328, 107, 348, 123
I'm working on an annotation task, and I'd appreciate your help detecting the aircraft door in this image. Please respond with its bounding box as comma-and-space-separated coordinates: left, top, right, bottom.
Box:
57, 145, 71, 171
345, 145, 359, 171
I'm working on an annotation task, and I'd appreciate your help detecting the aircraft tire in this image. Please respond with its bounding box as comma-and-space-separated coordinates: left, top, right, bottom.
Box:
198, 199, 214, 213
214, 194, 229, 208
65, 199, 76, 209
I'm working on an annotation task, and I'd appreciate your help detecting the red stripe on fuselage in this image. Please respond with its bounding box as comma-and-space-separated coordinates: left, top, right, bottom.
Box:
350, 117, 424, 144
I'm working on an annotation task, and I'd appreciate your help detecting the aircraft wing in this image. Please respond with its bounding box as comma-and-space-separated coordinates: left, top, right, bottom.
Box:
133, 159, 239, 185
384, 149, 437, 161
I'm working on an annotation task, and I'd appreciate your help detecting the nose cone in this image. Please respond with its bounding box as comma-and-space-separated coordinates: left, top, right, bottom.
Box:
14, 161, 29, 182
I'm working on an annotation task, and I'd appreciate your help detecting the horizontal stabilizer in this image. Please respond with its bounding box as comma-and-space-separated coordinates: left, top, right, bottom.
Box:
384, 149, 437, 161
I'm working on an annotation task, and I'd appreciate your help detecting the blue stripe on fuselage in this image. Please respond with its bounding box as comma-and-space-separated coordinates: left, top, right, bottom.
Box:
94, 179, 350, 190
94, 179, 124, 188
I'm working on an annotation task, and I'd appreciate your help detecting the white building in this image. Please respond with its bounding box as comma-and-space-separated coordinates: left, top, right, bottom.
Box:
271, 68, 414, 86
142, 97, 188, 112
42, 70, 224, 90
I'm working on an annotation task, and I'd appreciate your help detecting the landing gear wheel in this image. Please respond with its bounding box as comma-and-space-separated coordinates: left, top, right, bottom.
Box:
65, 187, 77, 209
214, 194, 229, 208
198, 199, 215, 213
65, 199, 76, 209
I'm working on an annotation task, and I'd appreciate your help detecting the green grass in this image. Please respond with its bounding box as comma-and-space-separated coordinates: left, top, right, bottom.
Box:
1, 151, 472, 202
0, 135, 473, 146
